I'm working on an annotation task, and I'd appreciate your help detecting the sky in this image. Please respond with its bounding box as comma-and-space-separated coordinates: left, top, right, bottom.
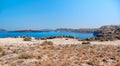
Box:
0, 0, 120, 30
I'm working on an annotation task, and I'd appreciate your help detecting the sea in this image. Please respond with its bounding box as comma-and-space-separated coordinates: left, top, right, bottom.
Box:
0, 32, 94, 39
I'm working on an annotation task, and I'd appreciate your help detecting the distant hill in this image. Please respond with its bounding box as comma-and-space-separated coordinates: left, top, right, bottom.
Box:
0, 29, 7, 32
7, 25, 120, 35
10, 28, 99, 33
10, 29, 54, 32
55, 28, 99, 33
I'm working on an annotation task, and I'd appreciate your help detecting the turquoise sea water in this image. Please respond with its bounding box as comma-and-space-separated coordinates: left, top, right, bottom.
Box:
0, 32, 94, 39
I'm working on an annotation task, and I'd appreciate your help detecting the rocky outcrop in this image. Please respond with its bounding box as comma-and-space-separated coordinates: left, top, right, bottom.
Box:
94, 25, 120, 41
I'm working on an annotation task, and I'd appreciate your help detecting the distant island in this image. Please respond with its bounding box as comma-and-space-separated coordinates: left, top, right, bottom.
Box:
0, 29, 7, 32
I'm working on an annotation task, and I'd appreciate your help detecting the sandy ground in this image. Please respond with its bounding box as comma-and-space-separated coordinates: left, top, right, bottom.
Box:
0, 38, 120, 66
0, 38, 120, 46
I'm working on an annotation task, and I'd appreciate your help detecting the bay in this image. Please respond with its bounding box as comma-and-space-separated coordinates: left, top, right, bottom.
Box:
0, 32, 94, 39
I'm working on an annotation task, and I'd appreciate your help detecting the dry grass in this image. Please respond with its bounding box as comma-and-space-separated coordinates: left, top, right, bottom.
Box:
115, 61, 120, 66
0, 46, 6, 57
0, 41, 120, 66
40, 41, 54, 46
0, 46, 3, 52
18, 52, 33, 59
23, 37, 31, 41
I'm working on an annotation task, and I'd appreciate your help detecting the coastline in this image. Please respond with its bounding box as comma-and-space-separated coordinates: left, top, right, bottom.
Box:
0, 37, 120, 46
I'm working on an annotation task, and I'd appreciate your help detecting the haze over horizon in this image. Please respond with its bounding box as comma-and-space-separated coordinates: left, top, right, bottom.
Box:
0, 0, 120, 30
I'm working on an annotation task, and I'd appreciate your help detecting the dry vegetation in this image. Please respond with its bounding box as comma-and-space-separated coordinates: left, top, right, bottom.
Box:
0, 41, 120, 66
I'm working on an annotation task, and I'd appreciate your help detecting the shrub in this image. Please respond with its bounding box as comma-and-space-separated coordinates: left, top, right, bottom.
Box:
18, 52, 33, 59
0, 46, 3, 52
23, 37, 31, 41
115, 35, 120, 40
10, 63, 17, 66
12, 49, 18, 53
9, 60, 24, 66
0, 47, 6, 56
40, 41, 55, 50
82, 41, 90, 44
107, 36, 114, 41
41, 41, 54, 46
1, 50, 6, 56
57, 36, 63, 38
41, 37, 47, 40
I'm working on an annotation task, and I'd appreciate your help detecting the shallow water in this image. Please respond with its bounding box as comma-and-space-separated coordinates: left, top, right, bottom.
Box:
0, 32, 94, 39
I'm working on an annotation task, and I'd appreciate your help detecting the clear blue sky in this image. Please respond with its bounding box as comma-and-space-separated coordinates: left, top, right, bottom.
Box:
0, 0, 120, 30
